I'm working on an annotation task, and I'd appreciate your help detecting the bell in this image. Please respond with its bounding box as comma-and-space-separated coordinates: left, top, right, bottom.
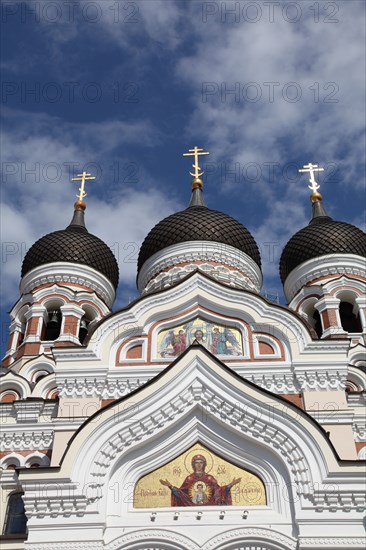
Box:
80, 318, 88, 330
44, 310, 61, 341
79, 317, 89, 344
49, 311, 59, 324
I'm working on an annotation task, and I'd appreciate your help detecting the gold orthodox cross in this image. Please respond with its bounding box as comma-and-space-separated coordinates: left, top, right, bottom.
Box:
71, 171, 96, 201
183, 146, 210, 179
299, 163, 324, 193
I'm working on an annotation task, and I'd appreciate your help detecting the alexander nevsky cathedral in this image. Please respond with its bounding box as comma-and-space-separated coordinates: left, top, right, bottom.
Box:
0, 148, 365, 550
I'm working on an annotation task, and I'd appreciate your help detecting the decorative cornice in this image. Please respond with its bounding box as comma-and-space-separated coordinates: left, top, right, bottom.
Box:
0, 430, 53, 451
285, 254, 366, 302
20, 262, 115, 308
23, 492, 88, 518
25, 544, 102, 550
296, 370, 347, 391
138, 241, 262, 294
299, 537, 366, 548
58, 376, 144, 399
55, 366, 352, 398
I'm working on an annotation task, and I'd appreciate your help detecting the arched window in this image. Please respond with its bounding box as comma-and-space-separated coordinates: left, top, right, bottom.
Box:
44, 310, 61, 341
339, 301, 362, 333
302, 299, 322, 338
3, 492, 27, 535
78, 305, 99, 345
312, 309, 322, 338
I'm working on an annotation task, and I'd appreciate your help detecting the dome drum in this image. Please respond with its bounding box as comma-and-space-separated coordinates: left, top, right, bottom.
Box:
19, 262, 117, 309
138, 240, 263, 294
283, 254, 366, 303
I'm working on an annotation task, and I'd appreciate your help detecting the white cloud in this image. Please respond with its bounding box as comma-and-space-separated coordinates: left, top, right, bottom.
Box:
173, 1, 365, 294
2, 0, 364, 306
21, 0, 184, 54
1, 108, 182, 307
176, 1, 365, 187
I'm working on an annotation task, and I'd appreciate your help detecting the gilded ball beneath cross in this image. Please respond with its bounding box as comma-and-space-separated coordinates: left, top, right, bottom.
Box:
192, 178, 203, 189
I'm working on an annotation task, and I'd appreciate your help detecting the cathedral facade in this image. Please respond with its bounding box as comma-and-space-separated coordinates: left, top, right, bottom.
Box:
1, 156, 365, 550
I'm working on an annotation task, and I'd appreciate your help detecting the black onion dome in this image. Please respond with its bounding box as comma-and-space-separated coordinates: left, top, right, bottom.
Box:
21, 205, 119, 288
138, 193, 261, 272
280, 200, 366, 283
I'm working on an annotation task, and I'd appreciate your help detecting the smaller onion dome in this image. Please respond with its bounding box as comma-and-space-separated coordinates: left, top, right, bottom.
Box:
280, 192, 366, 284
22, 201, 119, 288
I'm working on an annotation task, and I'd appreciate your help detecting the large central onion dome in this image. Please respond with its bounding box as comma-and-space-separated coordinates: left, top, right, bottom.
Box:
138, 205, 261, 271
137, 177, 262, 294
22, 201, 119, 289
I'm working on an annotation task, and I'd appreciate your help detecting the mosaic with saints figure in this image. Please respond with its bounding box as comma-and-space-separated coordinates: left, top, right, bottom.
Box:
134, 443, 266, 508
158, 318, 243, 358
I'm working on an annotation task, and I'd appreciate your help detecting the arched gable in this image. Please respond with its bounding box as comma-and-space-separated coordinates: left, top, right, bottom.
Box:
52, 273, 350, 404
19, 346, 365, 549
83, 273, 320, 363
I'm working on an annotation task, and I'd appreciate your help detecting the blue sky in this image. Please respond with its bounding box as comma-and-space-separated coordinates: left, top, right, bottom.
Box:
1, 0, 365, 357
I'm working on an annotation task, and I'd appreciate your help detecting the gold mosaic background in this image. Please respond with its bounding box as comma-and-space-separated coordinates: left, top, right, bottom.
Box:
134, 443, 266, 508
157, 318, 243, 359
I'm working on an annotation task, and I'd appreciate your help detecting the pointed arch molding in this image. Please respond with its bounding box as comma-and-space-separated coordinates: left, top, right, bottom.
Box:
51, 273, 351, 398
85, 272, 323, 357
75, 352, 319, 495
21, 349, 364, 519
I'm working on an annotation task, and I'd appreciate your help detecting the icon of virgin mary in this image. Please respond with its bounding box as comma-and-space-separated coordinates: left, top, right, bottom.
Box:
160, 454, 241, 506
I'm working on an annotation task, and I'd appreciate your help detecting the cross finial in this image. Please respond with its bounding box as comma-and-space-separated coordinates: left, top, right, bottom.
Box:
71, 171, 96, 202
183, 146, 210, 179
298, 163, 324, 193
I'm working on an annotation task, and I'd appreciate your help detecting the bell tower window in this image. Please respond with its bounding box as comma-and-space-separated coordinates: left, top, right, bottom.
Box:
339, 301, 362, 333
44, 310, 62, 341
312, 309, 322, 338
302, 298, 323, 338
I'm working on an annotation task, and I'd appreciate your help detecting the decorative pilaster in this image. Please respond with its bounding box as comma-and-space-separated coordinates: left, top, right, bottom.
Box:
2, 320, 24, 366
355, 296, 366, 332
315, 296, 345, 338
24, 305, 47, 343
57, 304, 85, 345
